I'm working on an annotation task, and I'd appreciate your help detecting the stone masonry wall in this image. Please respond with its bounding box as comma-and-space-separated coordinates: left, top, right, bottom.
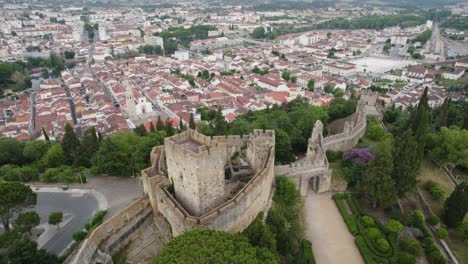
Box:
70, 197, 150, 264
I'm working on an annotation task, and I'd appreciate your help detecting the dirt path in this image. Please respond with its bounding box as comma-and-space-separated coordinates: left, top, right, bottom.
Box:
304, 193, 364, 264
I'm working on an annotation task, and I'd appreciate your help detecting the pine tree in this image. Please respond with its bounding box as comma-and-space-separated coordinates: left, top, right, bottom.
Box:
392, 129, 419, 196
437, 98, 449, 129
134, 124, 147, 136
410, 87, 430, 165
61, 123, 80, 165
75, 127, 99, 167
150, 122, 156, 133
358, 141, 397, 208
442, 182, 468, 228
213, 107, 227, 135
42, 127, 50, 142
189, 113, 196, 130
165, 119, 175, 136
97, 131, 103, 142
156, 116, 165, 131
179, 116, 185, 131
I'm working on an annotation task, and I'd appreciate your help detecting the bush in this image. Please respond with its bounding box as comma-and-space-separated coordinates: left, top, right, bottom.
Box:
355, 236, 376, 264
426, 215, 440, 226
398, 252, 416, 264
72, 230, 87, 242
435, 228, 448, 240
424, 181, 445, 200
366, 227, 382, 241
90, 210, 107, 227
411, 211, 425, 227
361, 215, 375, 227
427, 250, 445, 264
366, 118, 385, 141
375, 238, 390, 253
386, 219, 403, 234
326, 150, 343, 162
457, 222, 468, 241
298, 240, 316, 264
334, 196, 358, 236
399, 238, 423, 256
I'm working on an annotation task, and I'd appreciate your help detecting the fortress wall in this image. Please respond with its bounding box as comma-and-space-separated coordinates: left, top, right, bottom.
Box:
70, 197, 150, 264
322, 119, 366, 152
156, 146, 275, 236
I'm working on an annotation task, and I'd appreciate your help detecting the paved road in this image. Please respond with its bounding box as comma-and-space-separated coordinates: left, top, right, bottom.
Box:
304, 193, 363, 264
32, 190, 99, 256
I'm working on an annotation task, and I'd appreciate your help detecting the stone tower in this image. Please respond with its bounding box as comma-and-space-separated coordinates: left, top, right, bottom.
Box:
125, 83, 137, 120
164, 129, 228, 216
306, 120, 324, 160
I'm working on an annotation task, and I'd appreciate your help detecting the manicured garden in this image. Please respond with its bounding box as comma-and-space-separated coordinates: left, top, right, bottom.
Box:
334, 193, 446, 264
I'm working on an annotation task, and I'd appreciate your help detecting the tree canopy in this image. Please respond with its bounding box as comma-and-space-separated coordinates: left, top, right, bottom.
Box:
0, 182, 37, 231
153, 229, 278, 264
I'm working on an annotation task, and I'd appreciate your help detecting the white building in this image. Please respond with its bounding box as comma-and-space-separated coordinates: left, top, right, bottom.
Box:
174, 50, 190, 61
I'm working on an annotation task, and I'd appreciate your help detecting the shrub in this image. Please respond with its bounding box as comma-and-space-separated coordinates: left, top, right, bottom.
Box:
335, 197, 358, 236
411, 211, 425, 227
72, 230, 87, 242
457, 222, 468, 241
298, 240, 316, 264
426, 215, 440, 226
367, 118, 385, 141
427, 250, 445, 264
326, 150, 343, 162
435, 228, 448, 240
398, 252, 416, 264
375, 238, 390, 253
386, 219, 403, 234
424, 181, 445, 200
90, 210, 107, 227
366, 227, 382, 241
361, 215, 375, 227
399, 238, 423, 256
355, 236, 376, 264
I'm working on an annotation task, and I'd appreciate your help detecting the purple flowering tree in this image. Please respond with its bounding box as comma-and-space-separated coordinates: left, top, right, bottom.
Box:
342, 148, 374, 164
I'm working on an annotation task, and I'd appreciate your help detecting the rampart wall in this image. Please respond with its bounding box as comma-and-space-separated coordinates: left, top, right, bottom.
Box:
70, 197, 150, 264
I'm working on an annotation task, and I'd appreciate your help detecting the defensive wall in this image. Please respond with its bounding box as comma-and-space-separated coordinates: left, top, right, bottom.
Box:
274, 91, 381, 196
142, 129, 276, 237
70, 197, 151, 264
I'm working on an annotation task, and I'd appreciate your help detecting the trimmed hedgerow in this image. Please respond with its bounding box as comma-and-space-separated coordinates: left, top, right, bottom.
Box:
334, 194, 359, 236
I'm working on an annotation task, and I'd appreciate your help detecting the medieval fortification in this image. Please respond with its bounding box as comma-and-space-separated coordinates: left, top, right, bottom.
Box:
69, 92, 380, 264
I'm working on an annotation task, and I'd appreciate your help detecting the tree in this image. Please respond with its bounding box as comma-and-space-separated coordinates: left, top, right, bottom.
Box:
290, 76, 297, 83
429, 126, 468, 175
392, 129, 419, 196
0, 182, 37, 231
48, 211, 63, 230
189, 113, 196, 129
457, 222, 468, 241
0, 138, 25, 166
442, 182, 468, 228
42, 127, 50, 142
410, 87, 430, 165
435, 98, 449, 129
13, 211, 40, 236
386, 219, 403, 234
150, 122, 156, 133
75, 127, 99, 167
251, 27, 266, 39
134, 124, 147, 136
165, 119, 175, 136
23, 140, 50, 162
6, 238, 59, 264
153, 229, 278, 263
61, 123, 80, 165
242, 213, 277, 253
42, 144, 65, 168
357, 141, 397, 208
64, 50, 75, 59
156, 116, 165, 131
212, 107, 228, 135
281, 71, 291, 81
307, 79, 315, 91
179, 116, 185, 131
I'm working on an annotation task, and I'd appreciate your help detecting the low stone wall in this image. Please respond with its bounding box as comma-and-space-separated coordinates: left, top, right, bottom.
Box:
322, 120, 366, 152
70, 197, 150, 264
154, 146, 275, 236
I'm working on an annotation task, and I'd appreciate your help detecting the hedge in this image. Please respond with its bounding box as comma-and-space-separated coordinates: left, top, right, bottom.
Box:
334, 195, 359, 236
298, 239, 316, 264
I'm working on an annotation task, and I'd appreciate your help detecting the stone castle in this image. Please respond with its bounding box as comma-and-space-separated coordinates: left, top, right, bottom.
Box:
69, 92, 380, 264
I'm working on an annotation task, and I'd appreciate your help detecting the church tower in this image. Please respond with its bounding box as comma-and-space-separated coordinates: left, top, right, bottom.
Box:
125, 83, 137, 120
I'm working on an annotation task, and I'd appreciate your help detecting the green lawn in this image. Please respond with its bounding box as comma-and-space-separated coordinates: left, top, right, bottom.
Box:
330, 160, 347, 191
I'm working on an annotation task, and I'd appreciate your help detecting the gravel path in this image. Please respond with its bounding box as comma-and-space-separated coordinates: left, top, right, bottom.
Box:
304, 193, 364, 264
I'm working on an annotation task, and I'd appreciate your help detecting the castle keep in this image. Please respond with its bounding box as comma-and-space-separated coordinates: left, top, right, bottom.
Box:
142, 129, 276, 236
